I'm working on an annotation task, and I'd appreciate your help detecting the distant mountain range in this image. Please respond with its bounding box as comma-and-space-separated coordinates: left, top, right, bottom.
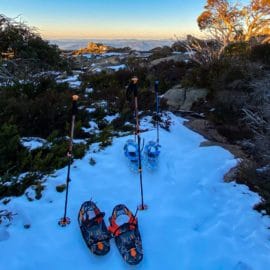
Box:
49, 39, 174, 51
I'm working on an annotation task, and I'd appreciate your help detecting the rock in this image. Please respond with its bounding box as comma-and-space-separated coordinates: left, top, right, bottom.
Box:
56, 184, 66, 193
23, 224, 31, 229
162, 84, 185, 110
183, 88, 208, 110
149, 54, 188, 67
185, 119, 227, 143
224, 166, 239, 182
163, 85, 208, 111
73, 42, 109, 55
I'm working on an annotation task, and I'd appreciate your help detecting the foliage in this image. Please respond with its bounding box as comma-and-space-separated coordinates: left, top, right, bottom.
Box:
198, 0, 270, 50
0, 77, 90, 138
149, 46, 173, 61
0, 14, 66, 71
250, 43, 270, 64
0, 124, 30, 176
149, 60, 192, 93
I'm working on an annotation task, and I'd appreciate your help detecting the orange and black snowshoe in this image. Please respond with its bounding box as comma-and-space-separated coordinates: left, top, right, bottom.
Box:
108, 204, 143, 265
78, 200, 110, 256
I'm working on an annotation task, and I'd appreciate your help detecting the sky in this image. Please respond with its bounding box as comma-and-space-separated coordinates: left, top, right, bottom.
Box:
0, 0, 206, 39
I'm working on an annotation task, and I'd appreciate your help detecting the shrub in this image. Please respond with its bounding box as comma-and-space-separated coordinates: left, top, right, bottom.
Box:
250, 43, 270, 64
0, 124, 30, 175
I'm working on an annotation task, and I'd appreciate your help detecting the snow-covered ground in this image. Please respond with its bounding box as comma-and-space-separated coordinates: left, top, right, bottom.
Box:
104, 113, 120, 123
56, 75, 81, 88
1, 113, 270, 270
107, 64, 126, 71
21, 137, 48, 150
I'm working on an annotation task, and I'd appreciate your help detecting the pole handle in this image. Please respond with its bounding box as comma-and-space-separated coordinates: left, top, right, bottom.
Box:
154, 80, 159, 93
72, 95, 79, 116
131, 76, 139, 98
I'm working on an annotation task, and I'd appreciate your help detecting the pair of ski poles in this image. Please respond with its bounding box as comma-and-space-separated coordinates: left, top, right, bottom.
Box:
59, 78, 160, 226
129, 77, 160, 211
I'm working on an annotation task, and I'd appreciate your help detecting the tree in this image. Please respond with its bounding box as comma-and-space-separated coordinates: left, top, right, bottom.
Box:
0, 13, 65, 79
244, 0, 270, 43
198, 0, 270, 47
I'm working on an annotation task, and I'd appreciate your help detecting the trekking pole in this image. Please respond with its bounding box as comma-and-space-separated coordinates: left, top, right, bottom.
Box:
58, 95, 79, 227
130, 76, 148, 211
154, 81, 160, 144
137, 134, 147, 210
131, 76, 139, 142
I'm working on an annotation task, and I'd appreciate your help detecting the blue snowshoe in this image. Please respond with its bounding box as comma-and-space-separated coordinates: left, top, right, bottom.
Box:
144, 141, 161, 169
124, 139, 139, 171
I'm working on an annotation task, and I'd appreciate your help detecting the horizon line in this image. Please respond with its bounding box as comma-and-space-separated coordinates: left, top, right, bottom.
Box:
48, 37, 177, 41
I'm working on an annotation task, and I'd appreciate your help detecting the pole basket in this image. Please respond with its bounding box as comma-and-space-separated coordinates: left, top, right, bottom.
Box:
58, 217, 71, 227
138, 204, 148, 211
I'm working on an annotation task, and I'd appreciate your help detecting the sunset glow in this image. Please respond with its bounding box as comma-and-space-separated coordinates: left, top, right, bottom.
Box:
1, 0, 204, 39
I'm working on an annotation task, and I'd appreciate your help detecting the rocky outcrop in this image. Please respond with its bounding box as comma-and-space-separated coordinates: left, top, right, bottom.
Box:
162, 85, 208, 111
73, 42, 110, 55
149, 54, 189, 67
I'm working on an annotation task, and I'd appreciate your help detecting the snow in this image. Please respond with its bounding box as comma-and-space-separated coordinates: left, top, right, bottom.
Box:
1, 113, 270, 270
104, 113, 120, 123
85, 87, 94, 94
86, 107, 96, 113
56, 75, 81, 88
107, 64, 126, 71
82, 54, 93, 59
93, 68, 102, 73
73, 139, 87, 145
21, 137, 47, 150
82, 121, 99, 134
81, 52, 126, 59
102, 52, 127, 57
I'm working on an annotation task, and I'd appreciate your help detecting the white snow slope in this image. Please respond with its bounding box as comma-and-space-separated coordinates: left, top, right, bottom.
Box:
1, 113, 270, 270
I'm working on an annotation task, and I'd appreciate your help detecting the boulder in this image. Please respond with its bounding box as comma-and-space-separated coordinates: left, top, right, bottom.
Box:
149, 54, 188, 67
163, 85, 208, 111
162, 84, 185, 110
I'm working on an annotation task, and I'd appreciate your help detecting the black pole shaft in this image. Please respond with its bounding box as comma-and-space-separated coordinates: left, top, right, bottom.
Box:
138, 135, 144, 209
60, 96, 78, 225
134, 96, 139, 142
155, 81, 160, 144
63, 156, 71, 219
62, 114, 76, 221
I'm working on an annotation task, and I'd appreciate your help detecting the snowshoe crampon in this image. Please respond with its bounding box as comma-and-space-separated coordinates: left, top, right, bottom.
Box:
78, 200, 110, 256
144, 141, 160, 169
108, 204, 143, 265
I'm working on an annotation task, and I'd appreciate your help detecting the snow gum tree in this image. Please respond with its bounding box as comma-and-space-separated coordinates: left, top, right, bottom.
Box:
198, 0, 270, 48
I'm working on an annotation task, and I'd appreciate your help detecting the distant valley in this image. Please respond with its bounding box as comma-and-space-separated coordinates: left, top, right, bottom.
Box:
50, 39, 174, 51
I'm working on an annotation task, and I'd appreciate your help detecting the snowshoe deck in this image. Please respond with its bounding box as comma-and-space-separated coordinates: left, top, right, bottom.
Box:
78, 201, 110, 256
108, 204, 143, 265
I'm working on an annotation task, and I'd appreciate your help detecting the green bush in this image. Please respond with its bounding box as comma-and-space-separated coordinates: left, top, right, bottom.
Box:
0, 14, 67, 70
0, 124, 30, 175
223, 42, 251, 58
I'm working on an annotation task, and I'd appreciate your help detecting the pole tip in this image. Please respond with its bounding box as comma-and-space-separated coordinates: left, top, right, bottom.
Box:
58, 217, 71, 227
138, 204, 148, 211
72, 95, 79, 101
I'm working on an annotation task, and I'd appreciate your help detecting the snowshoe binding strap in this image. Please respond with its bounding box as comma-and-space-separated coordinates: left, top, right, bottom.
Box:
108, 204, 137, 237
